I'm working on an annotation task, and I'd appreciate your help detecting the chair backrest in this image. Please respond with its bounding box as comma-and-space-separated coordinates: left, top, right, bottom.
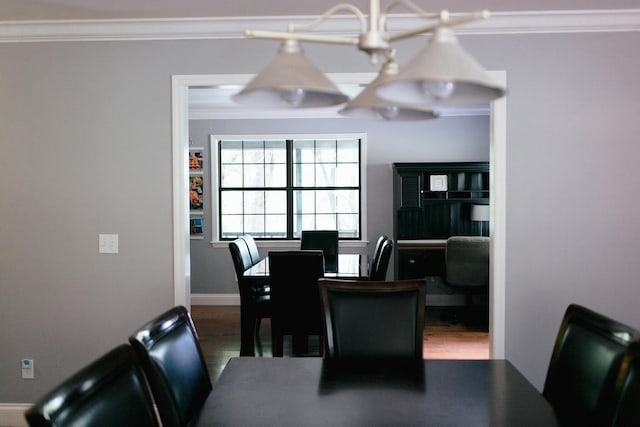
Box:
597, 340, 640, 427
301, 230, 339, 271
129, 305, 212, 427
229, 237, 253, 278
369, 237, 393, 281
318, 278, 425, 359
445, 236, 489, 287
242, 234, 261, 265
25, 344, 159, 427
371, 235, 387, 266
268, 250, 325, 335
542, 304, 640, 425
229, 238, 256, 297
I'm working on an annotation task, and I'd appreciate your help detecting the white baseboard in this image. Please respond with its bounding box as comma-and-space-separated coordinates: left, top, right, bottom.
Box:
0, 404, 29, 427
191, 293, 240, 306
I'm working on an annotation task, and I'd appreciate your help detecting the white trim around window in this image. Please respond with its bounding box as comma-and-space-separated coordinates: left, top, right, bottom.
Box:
209, 133, 368, 246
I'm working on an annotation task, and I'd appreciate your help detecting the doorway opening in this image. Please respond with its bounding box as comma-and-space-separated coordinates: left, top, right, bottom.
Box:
170, 72, 507, 358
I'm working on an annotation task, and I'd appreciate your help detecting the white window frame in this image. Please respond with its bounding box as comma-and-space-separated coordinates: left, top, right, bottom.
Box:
209, 133, 368, 247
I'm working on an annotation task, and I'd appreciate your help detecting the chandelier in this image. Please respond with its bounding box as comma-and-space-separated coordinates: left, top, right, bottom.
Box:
233, 0, 507, 121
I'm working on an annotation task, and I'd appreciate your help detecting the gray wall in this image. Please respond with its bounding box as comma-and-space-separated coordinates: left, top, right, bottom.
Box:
1, 24, 640, 403
477, 31, 640, 388
188, 116, 490, 294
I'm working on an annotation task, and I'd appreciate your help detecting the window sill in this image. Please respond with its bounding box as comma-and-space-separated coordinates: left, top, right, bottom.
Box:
209, 240, 368, 249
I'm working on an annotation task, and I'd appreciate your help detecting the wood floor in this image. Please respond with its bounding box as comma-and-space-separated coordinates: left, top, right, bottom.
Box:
191, 305, 489, 383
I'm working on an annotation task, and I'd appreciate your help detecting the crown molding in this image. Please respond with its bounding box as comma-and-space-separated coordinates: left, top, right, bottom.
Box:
0, 9, 639, 43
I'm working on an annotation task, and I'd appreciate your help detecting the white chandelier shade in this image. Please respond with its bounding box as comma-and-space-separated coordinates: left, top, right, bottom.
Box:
232, 39, 349, 108
236, 1, 507, 119
339, 60, 439, 121
376, 26, 507, 106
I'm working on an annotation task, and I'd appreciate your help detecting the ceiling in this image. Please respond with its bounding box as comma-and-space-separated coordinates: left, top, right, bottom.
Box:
0, 0, 368, 20
188, 83, 490, 120
0, 0, 630, 21
189, 83, 369, 120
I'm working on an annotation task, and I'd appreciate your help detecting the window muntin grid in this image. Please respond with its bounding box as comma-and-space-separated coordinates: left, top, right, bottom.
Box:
218, 137, 361, 240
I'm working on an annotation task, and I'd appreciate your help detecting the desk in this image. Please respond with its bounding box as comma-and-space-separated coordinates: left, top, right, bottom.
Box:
196, 358, 559, 426
244, 253, 367, 279
396, 239, 447, 280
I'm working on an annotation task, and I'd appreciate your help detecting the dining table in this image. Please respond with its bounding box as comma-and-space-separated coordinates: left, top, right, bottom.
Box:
194, 357, 560, 426
244, 253, 368, 279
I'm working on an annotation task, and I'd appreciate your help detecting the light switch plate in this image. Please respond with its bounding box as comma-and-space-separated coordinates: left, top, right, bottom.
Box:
99, 234, 119, 254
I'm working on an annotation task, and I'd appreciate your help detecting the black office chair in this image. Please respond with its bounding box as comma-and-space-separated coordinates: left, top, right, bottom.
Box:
318, 278, 425, 359
25, 344, 159, 427
229, 237, 271, 356
269, 250, 325, 357
445, 236, 489, 304
443, 236, 489, 325
596, 340, 640, 426
129, 305, 212, 427
542, 304, 640, 426
301, 230, 339, 272
369, 237, 393, 281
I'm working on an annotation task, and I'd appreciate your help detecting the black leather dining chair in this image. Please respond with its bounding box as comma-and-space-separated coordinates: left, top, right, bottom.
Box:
129, 305, 212, 427
25, 344, 159, 427
301, 230, 339, 272
242, 234, 262, 266
542, 304, 640, 426
596, 340, 640, 426
229, 237, 271, 356
269, 250, 325, 357
318, 278, 425, 359
368, 236, 393, 281
371, 235, 387, 267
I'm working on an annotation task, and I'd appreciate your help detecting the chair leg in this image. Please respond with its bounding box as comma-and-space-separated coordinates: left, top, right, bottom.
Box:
272, 335, 283, 357
292, 335, 308, 355
465, 293, 473, 307
239, 306, 256, 357
255, 317, 262, 336
271, 322, 283, 357
253, 317, 264, 356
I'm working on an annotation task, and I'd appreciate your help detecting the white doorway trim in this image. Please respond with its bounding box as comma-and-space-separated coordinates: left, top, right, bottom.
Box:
489, 71, 507, 359
171, 72, 507, 358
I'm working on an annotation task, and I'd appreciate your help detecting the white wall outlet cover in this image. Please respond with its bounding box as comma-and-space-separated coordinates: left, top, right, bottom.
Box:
21, 359, 34, 379
99, 234, 119, 254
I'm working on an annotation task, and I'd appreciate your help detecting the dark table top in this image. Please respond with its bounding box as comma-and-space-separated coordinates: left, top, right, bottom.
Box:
195, 357, 559, 426
244, 253, 367, 279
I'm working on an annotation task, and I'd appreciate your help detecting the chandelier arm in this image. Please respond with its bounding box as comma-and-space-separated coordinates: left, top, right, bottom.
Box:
387, 10, 490, 42
445, 9, 491, 25
290, 4, 367, 34
244, 29, 359, 46
379, 0, 439, 32
382, 0, 440, 21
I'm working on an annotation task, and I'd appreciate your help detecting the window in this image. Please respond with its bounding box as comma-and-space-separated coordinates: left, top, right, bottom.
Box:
213, 134, 363, 240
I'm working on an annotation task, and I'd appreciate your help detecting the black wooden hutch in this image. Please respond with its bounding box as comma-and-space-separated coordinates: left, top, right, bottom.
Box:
393, 162, 489, 287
